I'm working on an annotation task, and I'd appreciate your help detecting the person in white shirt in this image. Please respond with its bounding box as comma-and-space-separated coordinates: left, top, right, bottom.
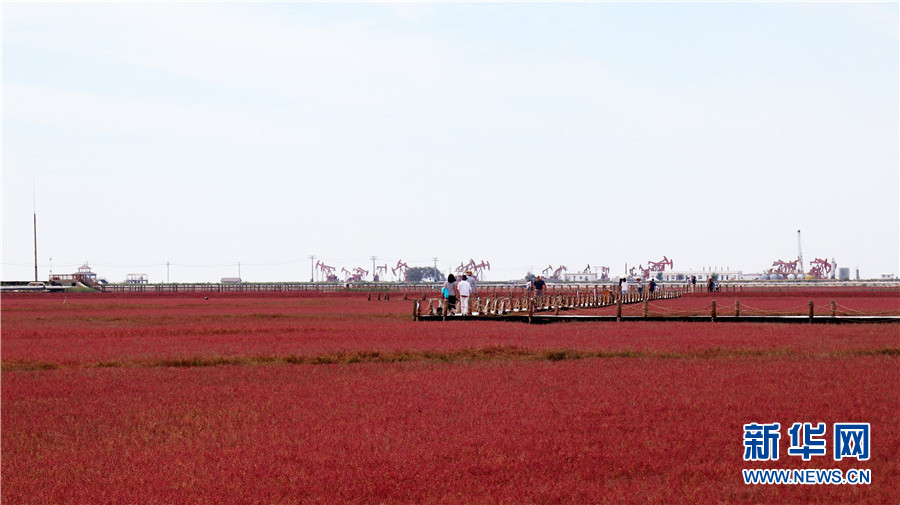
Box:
457, 274, 473, 315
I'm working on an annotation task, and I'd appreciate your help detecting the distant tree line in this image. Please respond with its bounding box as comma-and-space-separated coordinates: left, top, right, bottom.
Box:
405, 267, 443, 282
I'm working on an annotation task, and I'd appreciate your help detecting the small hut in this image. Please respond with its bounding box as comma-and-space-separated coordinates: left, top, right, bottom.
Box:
50, 264, 99, 286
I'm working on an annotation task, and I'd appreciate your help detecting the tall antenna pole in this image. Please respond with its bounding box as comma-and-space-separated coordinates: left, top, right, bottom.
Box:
33, 181, 38, 281
33, 213, 38, 281
797, 229, 804, 275
371, 256, 377, 281
308, 255, 316, 282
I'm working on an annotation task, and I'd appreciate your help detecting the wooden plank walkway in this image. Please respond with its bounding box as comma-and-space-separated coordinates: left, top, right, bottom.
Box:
413, 289, 900, 324
416, 314, 900, 324
414, 288, 680, 322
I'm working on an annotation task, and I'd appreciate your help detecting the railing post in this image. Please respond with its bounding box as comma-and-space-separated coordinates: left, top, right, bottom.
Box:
442, 299, 448, 321
735, 300, 740, 317
616, 296, 622, 322
413, 300, 419, 321
711, 300, 717, 322
528, 297, 534, 324
809, 300, 814, 323
642, 298, 648, 318
830, 300, 836, 318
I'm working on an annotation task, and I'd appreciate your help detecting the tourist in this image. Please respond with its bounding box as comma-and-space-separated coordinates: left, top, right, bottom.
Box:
465, 270, 477, 295
442, 274, 458, 314
457, 274, 473, 315
533, 275, 546, 301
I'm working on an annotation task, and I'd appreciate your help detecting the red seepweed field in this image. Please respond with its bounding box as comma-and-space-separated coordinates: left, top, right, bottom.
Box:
2, 287, 899, 504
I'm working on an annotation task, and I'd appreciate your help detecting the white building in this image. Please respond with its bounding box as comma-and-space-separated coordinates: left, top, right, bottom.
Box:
655, 269, 745, 282
560, 271, 599, 282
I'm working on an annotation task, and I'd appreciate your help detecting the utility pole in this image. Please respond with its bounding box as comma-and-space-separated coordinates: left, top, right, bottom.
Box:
797, 229, 804, 275
33, 182, 38, 281
167, 261, 170, 283
238, 262, 241, 280
371, 256, 377, 281
308, 255, 316, 282
33, 211, 38, 281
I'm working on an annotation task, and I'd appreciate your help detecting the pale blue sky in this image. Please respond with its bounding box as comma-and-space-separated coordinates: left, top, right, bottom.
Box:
3, 2, 898, 282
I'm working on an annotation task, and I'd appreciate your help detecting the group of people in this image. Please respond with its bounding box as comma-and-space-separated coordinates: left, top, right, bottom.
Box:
687, 274, 718, 292
618, 277, 656, 293
441, 273, 551, 315
525, 276, 546, 299
636, 278, 657, 293
441, 270, 478, 315
442, 272, 680, 314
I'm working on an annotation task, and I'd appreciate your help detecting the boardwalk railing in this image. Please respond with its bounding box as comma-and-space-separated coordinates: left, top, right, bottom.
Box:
100, 281, 745, 295
414, 287, 680, 321
415, 294, 900, 324
100, 283, 354, 293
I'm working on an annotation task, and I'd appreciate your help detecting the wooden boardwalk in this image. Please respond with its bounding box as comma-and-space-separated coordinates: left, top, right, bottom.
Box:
416, 313, 900, 324
414, 288, 681, 322
413, 288, 900, 324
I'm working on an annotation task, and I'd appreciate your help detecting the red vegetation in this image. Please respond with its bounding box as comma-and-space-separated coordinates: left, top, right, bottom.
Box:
2, 288, 898, 504
2, 290, 897, 367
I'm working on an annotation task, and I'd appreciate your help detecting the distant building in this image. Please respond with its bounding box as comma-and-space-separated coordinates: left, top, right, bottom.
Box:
655, 269, 745, 282
126, 273, 149, 284
50, 264, 100, 286
560, 271, 599, 282
221, 277, 242, 284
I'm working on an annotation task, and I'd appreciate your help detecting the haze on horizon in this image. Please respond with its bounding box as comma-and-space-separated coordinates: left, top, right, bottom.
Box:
2, 2, 898, 283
